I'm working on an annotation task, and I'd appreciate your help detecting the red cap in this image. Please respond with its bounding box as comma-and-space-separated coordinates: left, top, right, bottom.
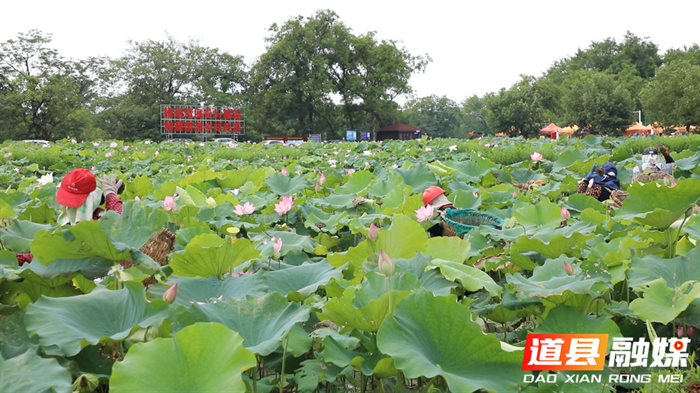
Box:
56, 168, 96, 207
422, 186, 446, 206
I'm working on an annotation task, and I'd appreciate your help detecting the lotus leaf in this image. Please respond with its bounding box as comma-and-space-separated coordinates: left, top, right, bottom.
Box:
110, 323, 256, 392
377, 289, 525, 392
265, 261, 344, 299
170, 292, 310, 356
24, 282, 169, 356
629, 278, 700, 324
265, 173, 310, 196
507, 257, 609, 298
0, 349, 72, 393
0, 220, 54, 253
147, 272, 268, 306
427, 259, 501, 296
169, 236, 258, 278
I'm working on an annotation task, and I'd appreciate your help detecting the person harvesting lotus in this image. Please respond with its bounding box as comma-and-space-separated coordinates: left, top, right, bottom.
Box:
15, 168, 124, 264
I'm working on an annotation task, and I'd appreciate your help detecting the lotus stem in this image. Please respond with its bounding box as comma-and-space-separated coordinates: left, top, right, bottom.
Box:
279, 329, 290, 393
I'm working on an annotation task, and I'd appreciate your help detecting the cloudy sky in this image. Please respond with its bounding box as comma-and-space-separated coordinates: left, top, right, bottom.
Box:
2, 0, 698, 104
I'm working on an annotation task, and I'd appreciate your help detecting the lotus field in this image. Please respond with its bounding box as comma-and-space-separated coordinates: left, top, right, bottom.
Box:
1, 135, 700, 393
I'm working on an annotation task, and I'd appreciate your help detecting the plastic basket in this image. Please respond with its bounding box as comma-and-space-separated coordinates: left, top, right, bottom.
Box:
441, 208, 504, 238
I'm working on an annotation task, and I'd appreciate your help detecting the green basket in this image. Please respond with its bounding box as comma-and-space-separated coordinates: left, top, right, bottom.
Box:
442, 208, 504, 238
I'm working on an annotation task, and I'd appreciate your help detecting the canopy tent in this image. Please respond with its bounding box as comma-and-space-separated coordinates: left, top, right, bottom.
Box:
559, 126, 575, 134
538, 123, 561, 135
624, 122, 653, 136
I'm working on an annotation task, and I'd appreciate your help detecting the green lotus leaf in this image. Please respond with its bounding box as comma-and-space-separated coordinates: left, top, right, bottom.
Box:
507, 257, 609, 298
540, 291, 606, 315
368, 172, 407, 197
427, 259, 501, 296
553, 150, 589, 170
450, 189, 482, 209
377, 214, 428, 259
253, 230, 317, 258
377, 289, 525, 393
510, 168, 545, 183
31, 220, 128, 265
99, 202, 168, 249
169, 237, 258, 278
24, 282, 169, 356
303, 211, 350, 234
629, 278, 700, 324
393, 253, 458, 296
18, 203, 56, 224
294, 356, 351, 392
0, 349, 72, 393
170, 293, 310, 356
674, 151, 700, 171
265, 173, 310, 196
175, 224, 215, 246
318, 271, 420, 333
514, 199, 563, 229
0, 311, 39, 360
334, 170, 374, 195
175, 185, 208, 208
0, 190, 32, 211
535, 306, 622, 349
179, 170, 220, 186
215, 168, 253, 189
513, 232, 591, 258
286, 323, 313, 357
67, 345, 116, 380
448, 154, 496, 179
579, 208, 609, 225
266, 260, 345, 299
310, 194, 357, 209
426, 160, 457, 178
565, 193, 607, 213
535, 369, 615, 393
616, 179, 700, 228
147, 272, 269, 306
395, 165, 436, 193
323, 336, 396, 377
21, 257, 113, 280
627, 251, 700, 288
0, 220, 54, 253
110, 323, 256, 392
0, 199, 15, 220
125, 174, 151, 198
424, 236, 471, 263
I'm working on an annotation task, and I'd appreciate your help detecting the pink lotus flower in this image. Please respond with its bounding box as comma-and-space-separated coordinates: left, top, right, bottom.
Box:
134, 196, 141, 201
281, 167, 288, 176
368, 222, 379, 242
315, 183, 321, 192
105, 152, 112, 158
274, 196, 294, 216
233, 201, 255, 215
473, 192, 479, 198
415, 204, 435, 222
272, 237, 283, 256
564, 261, 574, 275
678, 326, 685, 338
231, 270, 253, 277
561, 206, 571, 219
688, 326, 695, 337
347, 169, 356, 175
530, 152, 543, 161
154, 151, 160, 156
378, 250, 395, 276
163, 195, 177, 211
110, 142, 118, 148
319, 173, 326, 185
123, 145, 130, 151
144, 140, 152, 144
513, 190, 518, 199
163, 283, 178, 304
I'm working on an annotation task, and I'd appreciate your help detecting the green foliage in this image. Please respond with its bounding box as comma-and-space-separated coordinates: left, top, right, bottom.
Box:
641, 60, 700, 130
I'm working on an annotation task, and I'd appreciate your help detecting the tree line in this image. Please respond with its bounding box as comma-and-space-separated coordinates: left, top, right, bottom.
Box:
1, 10, 698, 142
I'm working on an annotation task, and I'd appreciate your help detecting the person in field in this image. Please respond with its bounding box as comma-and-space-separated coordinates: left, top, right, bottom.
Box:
15, 168, 124, 264
632, 144, 675, 179
422, 186, 454, 237
576, 162, 620, 202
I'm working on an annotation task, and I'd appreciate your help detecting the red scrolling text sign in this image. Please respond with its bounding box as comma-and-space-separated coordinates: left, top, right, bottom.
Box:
160, 105, 244, 135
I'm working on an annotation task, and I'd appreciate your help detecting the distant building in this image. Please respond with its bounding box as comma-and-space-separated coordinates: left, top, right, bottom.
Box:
377, 123, 423, 141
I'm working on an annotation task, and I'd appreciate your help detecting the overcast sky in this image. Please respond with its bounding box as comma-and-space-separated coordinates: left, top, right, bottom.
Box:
1, 0, 698, 104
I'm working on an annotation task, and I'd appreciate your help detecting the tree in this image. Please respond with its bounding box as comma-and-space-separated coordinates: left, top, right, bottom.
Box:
483, 76, 543, 137
458, 95, 491, 137
0, 30, 99, 141
248, 10, 429, 140
663, 44, 700, 67
401, 95, 460, 138
640, 61, 700, 131
562, 72, 633, 134
95, 34, 247, 141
